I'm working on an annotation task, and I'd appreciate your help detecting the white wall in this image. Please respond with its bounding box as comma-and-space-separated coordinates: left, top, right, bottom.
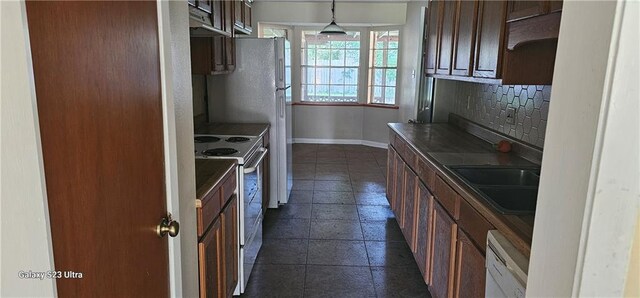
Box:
396, 0, 426, 122
165, 1, 199, 297
253, 1, 407, 26
293, 105, 364, 140
431, 79, 458, 122
526, 1, 626, 296
0, 1, 57, 296
362, 107, 399, 144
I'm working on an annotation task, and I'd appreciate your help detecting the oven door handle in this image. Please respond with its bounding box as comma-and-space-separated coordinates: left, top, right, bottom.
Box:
243, 148, 268, 173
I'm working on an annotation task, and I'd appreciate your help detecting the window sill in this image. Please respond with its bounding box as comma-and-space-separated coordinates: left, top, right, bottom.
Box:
293, 102, 399, 109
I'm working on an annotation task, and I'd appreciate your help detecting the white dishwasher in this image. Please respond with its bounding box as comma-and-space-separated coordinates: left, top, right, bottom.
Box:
485, 230, 530, 298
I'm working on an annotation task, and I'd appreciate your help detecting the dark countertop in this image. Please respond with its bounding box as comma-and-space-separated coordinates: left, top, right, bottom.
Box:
195, 123, 269, 138
195, 159, 236, 201
388, 122, 538, 256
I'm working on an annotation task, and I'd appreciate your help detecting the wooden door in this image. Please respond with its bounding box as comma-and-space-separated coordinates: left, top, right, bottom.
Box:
507, 0, 548, 22
199, 218, 224, 298
473, 0, 507, 78
25, 2, 169, 297
453, 229, 486, 298
424, 0, 441, 75
402, 165, 418, 252
415, 182, 434, 283
435, 0, 456, 75
430, 202, 457, 298
451, 0, 478, 76
222, 196, 239, 297
393, 154, 406, 225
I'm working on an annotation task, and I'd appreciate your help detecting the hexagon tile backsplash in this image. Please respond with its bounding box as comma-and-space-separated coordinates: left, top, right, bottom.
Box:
452, 81, 551, 148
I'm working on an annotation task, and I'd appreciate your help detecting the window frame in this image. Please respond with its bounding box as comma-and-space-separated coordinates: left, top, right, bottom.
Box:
299, 28, 365, 104
368, 28, 401, 106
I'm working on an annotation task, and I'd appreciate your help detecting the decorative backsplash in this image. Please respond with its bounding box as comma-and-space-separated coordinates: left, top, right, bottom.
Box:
452, 81, 551, 148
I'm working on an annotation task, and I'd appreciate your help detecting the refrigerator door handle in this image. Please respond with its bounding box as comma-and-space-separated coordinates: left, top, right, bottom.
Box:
275, 85, 291, 91
278, 58, 284, 82
279, 95, 285, 118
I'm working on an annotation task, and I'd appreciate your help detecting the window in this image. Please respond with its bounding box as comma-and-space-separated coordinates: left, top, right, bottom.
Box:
301, 31, 361, 102
368, 30, 399, 105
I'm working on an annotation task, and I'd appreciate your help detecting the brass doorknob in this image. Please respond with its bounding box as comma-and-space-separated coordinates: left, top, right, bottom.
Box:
157, 213, 180, 238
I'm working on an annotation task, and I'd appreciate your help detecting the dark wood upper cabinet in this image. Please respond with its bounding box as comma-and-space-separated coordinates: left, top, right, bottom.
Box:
507, 1, 548, 22
473, 0, 507, 78
197, 0, 213, 14
435, 0, 456, 75
199, 218, 223, 298
453, 229, 486, 298
415, 182, 434, 284
424, 0, 441, 75
549, 0, 563, 12
430, 201, 457, 298
189, 0, 197, 7
451, 0, 478, 76
211, 0, 224, 31
233, 0, 253, 34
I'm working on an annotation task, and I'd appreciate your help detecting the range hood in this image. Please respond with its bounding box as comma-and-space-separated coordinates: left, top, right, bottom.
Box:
189, 6, 226, 37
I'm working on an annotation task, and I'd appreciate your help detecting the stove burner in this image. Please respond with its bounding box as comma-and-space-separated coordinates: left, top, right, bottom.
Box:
226, 137, 251, 143
202, 148, 238, 156
195, 136, 221, 143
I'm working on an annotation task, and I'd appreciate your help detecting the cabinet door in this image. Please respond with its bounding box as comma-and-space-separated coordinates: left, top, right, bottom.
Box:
199, 218, 223, 298
424, 0, 441, 75
549, 0, 563, 13
224, 37, 236, 72
234, 0, 244, 28
211, 0, 224, 31
222, 195, 238, 297
386, 147, 396, 207
430, 201, 456, 298
435, 0, 456, 75
190, 37, 213, 75
212, 36, 225, 72
402, 165, 418, 251
507, 1, 548, 22
473, 0, 507, 78
223, 0, 234, 35
243, 1, 252, 31
393, 153, 405, 226
197, 0, 212, 13
453, 229, 486, 298
415, 182, 434, 283
451, 0, 478, 76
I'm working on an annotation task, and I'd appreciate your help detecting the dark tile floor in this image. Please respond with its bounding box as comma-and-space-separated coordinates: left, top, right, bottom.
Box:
242, 144, 431, 298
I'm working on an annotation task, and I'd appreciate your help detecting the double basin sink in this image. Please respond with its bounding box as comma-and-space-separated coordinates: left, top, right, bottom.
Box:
448, 166, 540, 215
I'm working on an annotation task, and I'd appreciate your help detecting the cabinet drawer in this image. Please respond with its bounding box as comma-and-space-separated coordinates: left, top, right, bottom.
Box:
433, 176, 461, 220
221, 169, 237, 207
418, 158, 436, 190
198, 187, 222, 238
458, 198, 494, 252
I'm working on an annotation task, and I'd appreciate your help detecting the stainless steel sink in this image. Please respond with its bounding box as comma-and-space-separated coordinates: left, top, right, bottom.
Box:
448, 166, 540, 215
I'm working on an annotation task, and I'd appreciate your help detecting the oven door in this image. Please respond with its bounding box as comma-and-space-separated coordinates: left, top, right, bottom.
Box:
242, 147, 267, 245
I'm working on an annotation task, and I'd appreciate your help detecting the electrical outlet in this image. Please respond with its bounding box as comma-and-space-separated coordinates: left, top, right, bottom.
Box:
506, 107, 517, 124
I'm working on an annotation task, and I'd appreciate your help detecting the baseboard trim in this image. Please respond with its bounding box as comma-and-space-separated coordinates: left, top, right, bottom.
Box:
293, 138, 388, 149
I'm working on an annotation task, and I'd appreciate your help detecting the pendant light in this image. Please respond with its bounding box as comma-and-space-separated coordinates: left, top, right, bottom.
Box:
320, 0, 346, 35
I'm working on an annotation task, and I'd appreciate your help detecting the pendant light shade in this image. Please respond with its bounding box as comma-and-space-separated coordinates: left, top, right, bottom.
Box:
320, 0, 346, 35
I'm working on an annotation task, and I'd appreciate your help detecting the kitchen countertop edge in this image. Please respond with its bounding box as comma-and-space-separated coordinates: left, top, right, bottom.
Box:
388, 122, 534, 257
195, 159, 237, 203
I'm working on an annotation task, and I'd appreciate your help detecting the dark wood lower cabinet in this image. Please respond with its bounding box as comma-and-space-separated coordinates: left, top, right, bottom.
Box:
199, 195, 238, 298
199, 218, 223, 298
393, 152, 406, 226
222, 196, 238, 297
454, 229, 486, 298
386, 147, 395, 205
415, 182, 434, 282
430, 201, 457, 298
402, 165, 419, 252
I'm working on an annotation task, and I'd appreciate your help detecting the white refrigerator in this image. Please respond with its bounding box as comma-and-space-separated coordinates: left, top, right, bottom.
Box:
209, 37, 293, 208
